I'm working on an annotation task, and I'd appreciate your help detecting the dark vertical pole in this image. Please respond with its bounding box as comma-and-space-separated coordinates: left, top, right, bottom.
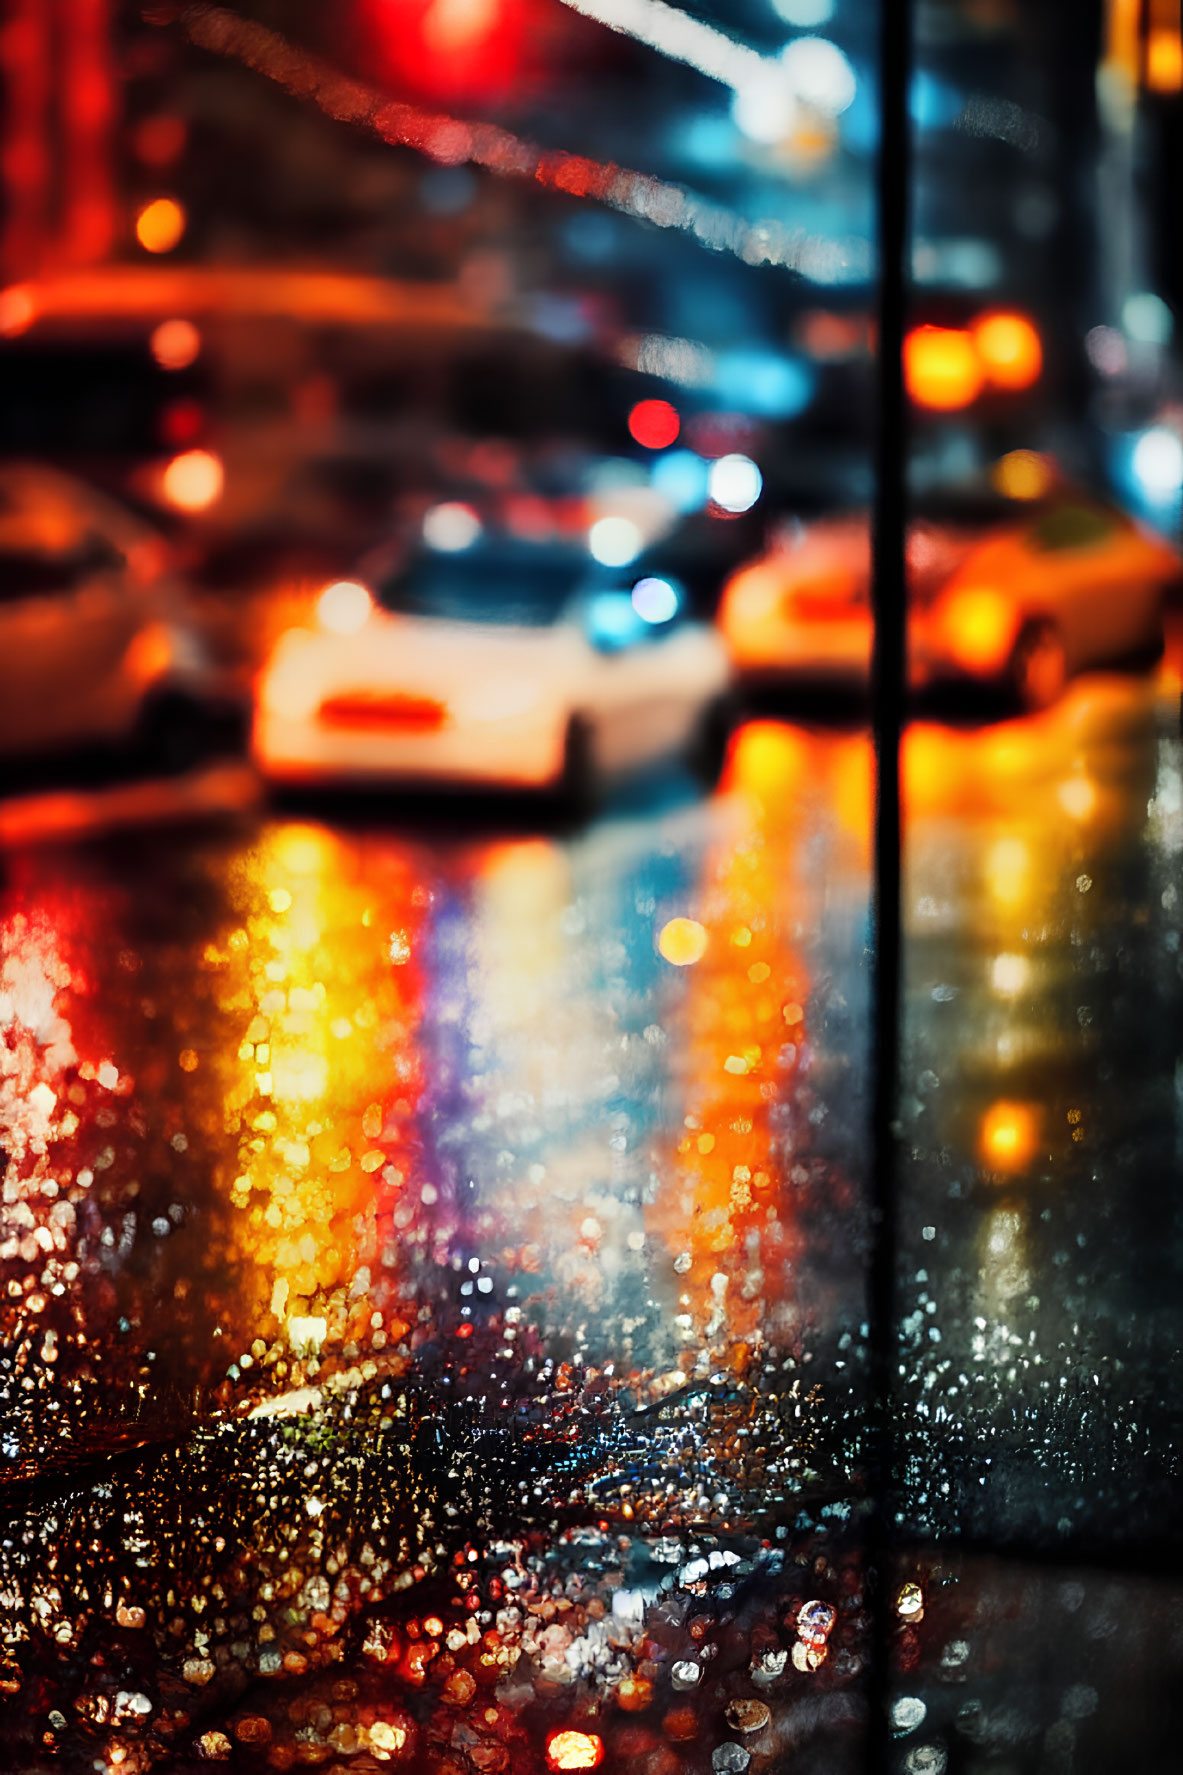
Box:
867, 0, 911, 1765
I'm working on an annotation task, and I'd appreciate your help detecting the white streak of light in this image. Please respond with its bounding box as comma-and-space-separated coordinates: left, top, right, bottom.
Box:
557, 0, 767, 92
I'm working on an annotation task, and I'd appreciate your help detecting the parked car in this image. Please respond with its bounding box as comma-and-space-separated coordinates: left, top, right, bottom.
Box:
0, 461, 241, 774
717, 488, 1182, 710
252, 519, 732, 799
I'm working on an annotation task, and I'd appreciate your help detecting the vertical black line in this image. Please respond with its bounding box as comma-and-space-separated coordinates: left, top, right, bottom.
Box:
867, 0, 911, 1767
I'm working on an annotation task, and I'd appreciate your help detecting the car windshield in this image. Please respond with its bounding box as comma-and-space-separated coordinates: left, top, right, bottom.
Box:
376, 543, 584, 626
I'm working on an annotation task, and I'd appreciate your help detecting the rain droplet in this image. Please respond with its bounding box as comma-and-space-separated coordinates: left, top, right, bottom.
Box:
892, 1696, 927, 1734
904, 1746, 947, 1775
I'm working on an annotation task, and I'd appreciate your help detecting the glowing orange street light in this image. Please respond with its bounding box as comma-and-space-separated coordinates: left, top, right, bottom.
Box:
972, 311, 1043, 390
135, 197, 186, 254
904, 325, 983, 410
979, 1100, 1040, 1172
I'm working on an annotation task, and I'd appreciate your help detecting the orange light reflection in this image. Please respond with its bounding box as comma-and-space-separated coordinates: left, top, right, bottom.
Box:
646, 723, 871, 1350
546, 1730, 604, 1771
979, 1100, 1040, 1172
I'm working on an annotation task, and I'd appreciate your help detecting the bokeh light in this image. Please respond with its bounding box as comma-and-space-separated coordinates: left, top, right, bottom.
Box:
546, 1731, 604, 1771
1122, 291, 1173, 344
588, 515, 643, 565
1085, 324, 1127, 375
1146, 26, 1183, 92
160, 448, 223, 511
904, 326, 984, 410
658, 917, 709, 966
780, 36, 857, 114
972, 311, 1043, 389
772, 0, 834, 22
628, 398, 680, 448
992, 449, 1053, 500
732, 67, 800, 143
423, 501, 482, 551
1131, 427, 1183, 498
0, 283, 36, 337
631, 576, 679, 622
979, 1100, 1040, 1171
149, 317, 201, 370
708, 453, 762, 513
650, 448, 710, 511
134, 197, 186, 254
990, 953, 1029, 996
316, 580, 374, 636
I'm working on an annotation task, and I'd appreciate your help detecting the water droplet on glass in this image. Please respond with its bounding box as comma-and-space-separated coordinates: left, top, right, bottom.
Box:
892, 1696, 927, 1734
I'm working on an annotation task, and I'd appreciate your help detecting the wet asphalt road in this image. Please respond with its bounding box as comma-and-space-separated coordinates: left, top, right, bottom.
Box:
1, 680, 1181, 1772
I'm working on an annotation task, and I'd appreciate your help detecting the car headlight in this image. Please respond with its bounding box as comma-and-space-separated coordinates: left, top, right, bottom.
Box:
937, 585, 1019, 674
316, 580, 373, 636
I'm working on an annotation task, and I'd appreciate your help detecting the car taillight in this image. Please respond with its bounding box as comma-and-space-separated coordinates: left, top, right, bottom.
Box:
782, 573, 863, 618
319, 691, 447, 730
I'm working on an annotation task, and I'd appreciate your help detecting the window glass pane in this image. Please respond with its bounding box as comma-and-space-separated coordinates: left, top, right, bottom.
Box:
1, 0, 1180, 1769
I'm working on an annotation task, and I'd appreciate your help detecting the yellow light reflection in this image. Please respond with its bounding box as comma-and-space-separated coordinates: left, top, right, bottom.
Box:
473, 840, 571, 1036
1057, 774, 1097, 822
1147, 20, 1183, 91
985, 836, 1030, 907
727, 720, 811, 808
979, 1100, 1040, 1172
218, 824, 427, 1356
465, 838, 627, 1298
990, 953, 1029, 996
977, 1206, 1030, 1310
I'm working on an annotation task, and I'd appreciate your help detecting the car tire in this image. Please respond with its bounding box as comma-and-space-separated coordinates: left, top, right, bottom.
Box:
1009, 619, 1068, 713
135, 690, 211, 777
686, 692, 737, 785
556, 716, 596, 818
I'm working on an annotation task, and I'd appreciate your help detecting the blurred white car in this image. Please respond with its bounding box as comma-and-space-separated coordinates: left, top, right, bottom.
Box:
0, 462, 237, 772
253, 529, 732, 796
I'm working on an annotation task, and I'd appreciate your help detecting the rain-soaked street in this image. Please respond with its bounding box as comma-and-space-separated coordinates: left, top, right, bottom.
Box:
3, 681, 1182, 1773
